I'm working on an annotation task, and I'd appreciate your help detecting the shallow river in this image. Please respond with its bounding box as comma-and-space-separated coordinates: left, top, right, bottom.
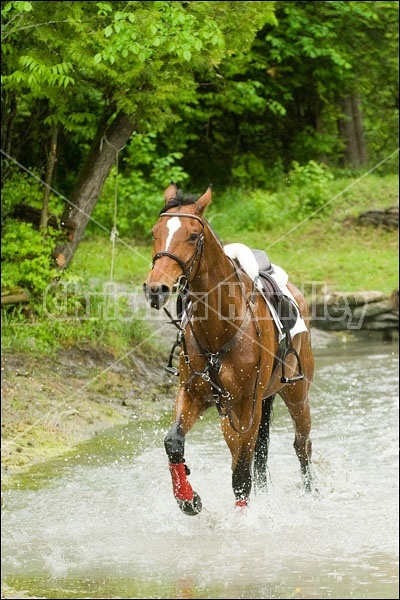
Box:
2, 340, 398, 599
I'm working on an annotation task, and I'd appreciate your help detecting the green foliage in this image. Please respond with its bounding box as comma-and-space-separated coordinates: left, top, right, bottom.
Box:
173, 0, 398, 186
1, 0, 397, 197
231, 153, 272, 189
1, 171, 67, 298
208, 160, 335, 238
286, 160, 334, 220
208, 187, 284, 238
1, 221, 58, 296
1, 169, 65, 217
1, 171, 41, 224
1, 0, 276, 141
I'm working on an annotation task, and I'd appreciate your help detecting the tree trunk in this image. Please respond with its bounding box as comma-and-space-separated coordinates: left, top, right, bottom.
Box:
40, 126, 58, 231
1, 92, 17, 186
337, 95, 367, 168
315, 98, 328, 164
55, 111, 135, 269
2, 93, 17, 158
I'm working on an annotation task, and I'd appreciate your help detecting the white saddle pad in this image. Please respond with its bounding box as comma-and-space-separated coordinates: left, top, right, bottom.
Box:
224, 243, 307, 340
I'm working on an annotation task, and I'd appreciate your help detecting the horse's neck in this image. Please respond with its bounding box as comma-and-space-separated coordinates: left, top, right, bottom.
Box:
188, 228, 249, 348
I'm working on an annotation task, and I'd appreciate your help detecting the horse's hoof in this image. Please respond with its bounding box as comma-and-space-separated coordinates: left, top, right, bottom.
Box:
305, 480, 319, 494
304, 476, 312, 493
302, 466, 318, 494
235, 498, 249, 510
176, 492, 202, 516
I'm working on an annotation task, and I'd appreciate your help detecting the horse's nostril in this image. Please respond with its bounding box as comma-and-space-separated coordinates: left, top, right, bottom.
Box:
143, 283, 171, 309
159, 284, 170, 296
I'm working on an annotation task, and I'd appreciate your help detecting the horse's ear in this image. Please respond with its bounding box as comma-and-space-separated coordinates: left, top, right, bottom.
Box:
195, 185, 212, 215
164, 182, 177, 204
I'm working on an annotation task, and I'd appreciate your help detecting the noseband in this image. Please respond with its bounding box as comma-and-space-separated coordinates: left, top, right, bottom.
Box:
152, 212, 204, 282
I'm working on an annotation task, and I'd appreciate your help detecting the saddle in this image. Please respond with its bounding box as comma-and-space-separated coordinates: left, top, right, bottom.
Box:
251, 249, 298, 333
251, 249, 304, 383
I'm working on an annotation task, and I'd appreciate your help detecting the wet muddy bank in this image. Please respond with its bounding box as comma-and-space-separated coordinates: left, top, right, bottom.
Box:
1, 345, 177, 479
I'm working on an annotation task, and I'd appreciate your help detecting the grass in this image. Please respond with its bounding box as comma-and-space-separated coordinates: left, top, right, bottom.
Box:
68, 239, 151, 287
242, 218, 398, 294
208, 172, 399, 295
69, 172, 399, 295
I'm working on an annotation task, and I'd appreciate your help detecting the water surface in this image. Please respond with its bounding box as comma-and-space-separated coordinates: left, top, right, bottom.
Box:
2, 341, 398, 599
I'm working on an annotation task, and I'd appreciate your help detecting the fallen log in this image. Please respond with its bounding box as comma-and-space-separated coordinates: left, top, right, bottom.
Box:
10, 203, 60, 230
356, 206, 399, 229
1, 287, 30, 306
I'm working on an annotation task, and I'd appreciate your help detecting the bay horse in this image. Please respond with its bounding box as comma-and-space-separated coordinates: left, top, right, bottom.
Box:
143, 183, 316, 515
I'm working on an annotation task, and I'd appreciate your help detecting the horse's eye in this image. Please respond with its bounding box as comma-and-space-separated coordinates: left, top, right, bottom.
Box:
189, 232, 199, 242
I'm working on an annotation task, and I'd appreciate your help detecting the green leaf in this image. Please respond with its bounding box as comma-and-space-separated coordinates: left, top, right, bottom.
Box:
15, 1, 32, 12
96, 2, 113, 16
104, 25, 113, 38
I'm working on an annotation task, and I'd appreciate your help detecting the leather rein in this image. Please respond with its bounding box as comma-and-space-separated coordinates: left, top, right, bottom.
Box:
153, 211, 262, 435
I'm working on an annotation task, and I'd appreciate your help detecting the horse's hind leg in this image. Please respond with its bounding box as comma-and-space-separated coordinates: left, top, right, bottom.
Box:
253, 395, 275, 493
281, 381, 317, 492
281, 382, 316, 492
164, 388, 203, 516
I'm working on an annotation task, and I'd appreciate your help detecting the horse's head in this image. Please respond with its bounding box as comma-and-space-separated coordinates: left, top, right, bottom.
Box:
143, 183, 212, 309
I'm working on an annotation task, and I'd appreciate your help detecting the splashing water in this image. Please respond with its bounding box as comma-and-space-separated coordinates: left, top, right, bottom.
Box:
2, 343, 398, 599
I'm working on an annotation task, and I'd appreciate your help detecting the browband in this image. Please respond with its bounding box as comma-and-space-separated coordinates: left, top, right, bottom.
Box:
159, 212, 204, 227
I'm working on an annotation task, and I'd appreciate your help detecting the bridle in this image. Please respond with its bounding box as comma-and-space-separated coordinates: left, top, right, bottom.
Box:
151, 212, 205, 284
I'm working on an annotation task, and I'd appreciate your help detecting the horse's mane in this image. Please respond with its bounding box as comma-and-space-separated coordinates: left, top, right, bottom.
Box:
159, 189, 199, 215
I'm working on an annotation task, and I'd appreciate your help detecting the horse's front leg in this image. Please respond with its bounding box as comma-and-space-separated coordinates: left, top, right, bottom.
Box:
221, 414, 260, 509
164, 388, 204, 516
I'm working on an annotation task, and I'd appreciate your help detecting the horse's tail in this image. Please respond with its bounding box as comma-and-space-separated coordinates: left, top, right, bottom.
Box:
253, 395, 275, 492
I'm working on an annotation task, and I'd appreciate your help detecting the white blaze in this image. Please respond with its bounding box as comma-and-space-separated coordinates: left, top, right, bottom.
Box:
165, 217, 181, 251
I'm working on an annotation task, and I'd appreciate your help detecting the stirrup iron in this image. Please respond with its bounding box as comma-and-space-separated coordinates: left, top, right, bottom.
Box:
281, 347, 304, 384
